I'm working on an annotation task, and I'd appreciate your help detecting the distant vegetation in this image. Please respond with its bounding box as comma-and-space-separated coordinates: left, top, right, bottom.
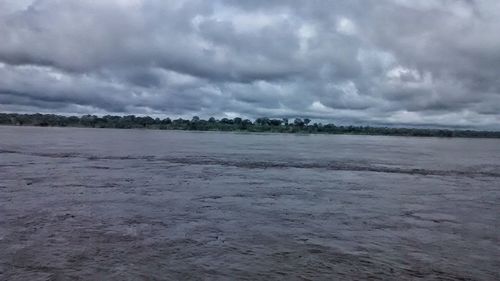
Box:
1, 113, 499, 138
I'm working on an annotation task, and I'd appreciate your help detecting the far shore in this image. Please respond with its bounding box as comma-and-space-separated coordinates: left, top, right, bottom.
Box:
1, 112, 499, 139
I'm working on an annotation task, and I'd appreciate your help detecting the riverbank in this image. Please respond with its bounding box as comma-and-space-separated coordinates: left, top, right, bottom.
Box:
1, 113, 499, 138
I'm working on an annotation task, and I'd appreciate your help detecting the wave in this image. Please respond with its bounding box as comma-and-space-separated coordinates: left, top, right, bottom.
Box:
1, 149, 499, 178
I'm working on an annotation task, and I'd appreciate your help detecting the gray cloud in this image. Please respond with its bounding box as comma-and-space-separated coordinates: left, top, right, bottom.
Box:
0, 0, 499, 129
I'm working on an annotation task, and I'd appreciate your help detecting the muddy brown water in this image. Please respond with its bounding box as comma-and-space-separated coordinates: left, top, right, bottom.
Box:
0, 126, 499, 280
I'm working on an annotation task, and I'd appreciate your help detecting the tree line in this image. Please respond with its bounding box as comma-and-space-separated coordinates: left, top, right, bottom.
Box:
1, 112, 499, 138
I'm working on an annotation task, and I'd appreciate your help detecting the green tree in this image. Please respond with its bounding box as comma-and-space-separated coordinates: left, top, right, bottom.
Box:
294, 118, 304, 127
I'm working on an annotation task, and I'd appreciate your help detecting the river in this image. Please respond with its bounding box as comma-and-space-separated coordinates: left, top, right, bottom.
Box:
0, 126, 499, 280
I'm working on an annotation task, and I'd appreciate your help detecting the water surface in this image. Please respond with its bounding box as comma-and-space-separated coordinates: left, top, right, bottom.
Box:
0, 126, 499, 280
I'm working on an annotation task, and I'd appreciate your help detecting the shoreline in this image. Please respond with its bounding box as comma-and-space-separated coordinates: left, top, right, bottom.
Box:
2, 124, 500, 139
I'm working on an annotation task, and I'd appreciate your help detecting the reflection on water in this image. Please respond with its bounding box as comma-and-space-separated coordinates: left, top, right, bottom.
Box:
0, 126, 499, 280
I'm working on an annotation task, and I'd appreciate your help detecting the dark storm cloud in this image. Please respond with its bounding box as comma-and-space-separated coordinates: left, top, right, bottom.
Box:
0, 0, 499, 128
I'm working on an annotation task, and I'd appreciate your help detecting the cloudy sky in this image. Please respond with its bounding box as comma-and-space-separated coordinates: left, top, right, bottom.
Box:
1, 0, 500, 128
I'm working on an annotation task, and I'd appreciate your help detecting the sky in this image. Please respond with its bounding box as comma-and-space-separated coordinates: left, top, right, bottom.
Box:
1, 0, 499, 129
